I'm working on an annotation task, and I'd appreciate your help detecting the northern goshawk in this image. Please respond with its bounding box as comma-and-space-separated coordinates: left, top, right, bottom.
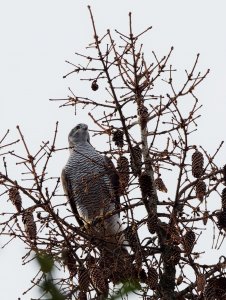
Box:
61, 123, 123, 248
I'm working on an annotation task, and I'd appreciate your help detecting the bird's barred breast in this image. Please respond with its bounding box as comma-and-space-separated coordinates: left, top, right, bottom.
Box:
65, 145, 115, 223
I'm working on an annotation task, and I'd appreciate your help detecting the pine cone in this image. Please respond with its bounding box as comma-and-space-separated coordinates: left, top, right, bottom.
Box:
112, 129, 124, 147
78, 266, 90, 292
171, 246, 181, 265
216, 277, 226, 298
147, 213, 158, 234
100, 248, 134, 284
91, 80, 99, 91
124, 225, 139, 252
192, 150, 204, 178
218, 209, 226, 231
89, 265, 109, 297
204, 277, 226, 300
139, 172, 153, 197
203, 278, 216, 300
138, 104, 149, 129
22, 209, 37, 241
183, 230, 196, 254
155, 177, 168, 193
130, 145, 142, 176
78, 291, 87, 300
117, 156, 129, 193
98, 251, 112, 279
147, 267, 158, 289
197, 273, 206, 293
223, 164, 226, 184
167, 225, 181, 245
115, 249, 135, 282
99, 248, 124, 283
61, 248, 77, 276
8, 187, 22, 212
196, 180, 206, 201
163, 245, 181, 265
222, 188, 226, 209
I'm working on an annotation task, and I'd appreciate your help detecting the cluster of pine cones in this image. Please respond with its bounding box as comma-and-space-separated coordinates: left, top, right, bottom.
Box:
192, 149, 206, 201
113, 129, 168, 196
76, 251, 160, 300
8, 187, 37, 243
113, 129, 143, 194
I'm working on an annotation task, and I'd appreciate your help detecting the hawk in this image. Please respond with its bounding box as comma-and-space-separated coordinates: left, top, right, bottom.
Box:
61, 123, 123, 248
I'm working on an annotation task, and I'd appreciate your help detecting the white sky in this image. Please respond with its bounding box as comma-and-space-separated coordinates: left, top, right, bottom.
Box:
0, 1, 226, 299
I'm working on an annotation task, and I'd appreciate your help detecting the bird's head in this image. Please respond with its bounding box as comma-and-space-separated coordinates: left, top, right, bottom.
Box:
68, 123, 90, 147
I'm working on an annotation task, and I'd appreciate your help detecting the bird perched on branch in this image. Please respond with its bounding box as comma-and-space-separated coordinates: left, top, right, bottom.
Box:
61, 123, 123, 249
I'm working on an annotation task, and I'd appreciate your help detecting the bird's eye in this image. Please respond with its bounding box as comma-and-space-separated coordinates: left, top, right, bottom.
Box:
76, 125, 81, 130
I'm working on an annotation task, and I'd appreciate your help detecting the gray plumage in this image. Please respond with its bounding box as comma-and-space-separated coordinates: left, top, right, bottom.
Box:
61, 123, 123, 247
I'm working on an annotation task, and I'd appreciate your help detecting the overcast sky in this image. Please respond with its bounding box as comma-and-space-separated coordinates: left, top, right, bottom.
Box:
0, 1, 226, 299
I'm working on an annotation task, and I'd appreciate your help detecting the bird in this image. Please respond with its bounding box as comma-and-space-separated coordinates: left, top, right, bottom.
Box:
61, 123, 123, 249
61, 124, 138, 287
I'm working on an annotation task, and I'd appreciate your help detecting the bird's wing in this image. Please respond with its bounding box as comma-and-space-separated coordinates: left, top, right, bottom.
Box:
61, 168, 84, 227
104, 156, 120, 213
